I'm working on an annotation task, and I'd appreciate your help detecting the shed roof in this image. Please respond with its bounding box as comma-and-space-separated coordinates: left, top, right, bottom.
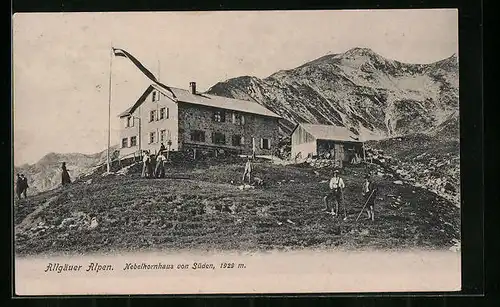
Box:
297, 123, 362, 142
118, 84, 281, 118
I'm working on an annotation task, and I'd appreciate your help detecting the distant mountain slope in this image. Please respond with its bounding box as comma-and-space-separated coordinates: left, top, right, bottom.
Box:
206, 47, 458, 140
14, 146, 118, 195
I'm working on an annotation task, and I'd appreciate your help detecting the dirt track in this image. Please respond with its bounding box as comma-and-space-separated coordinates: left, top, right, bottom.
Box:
14, 159, 460, 256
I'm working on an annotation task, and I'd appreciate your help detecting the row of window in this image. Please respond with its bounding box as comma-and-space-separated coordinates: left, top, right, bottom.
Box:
124, 107, 170, 129
121, 136, 137, 148
122, 132, 271, 149
213, 110, 245, 125
150, 129, 172, 144
150, 107, 169, 122
127, 108, 248, 128
122, 129, 172, 148
190, 130, 271, 149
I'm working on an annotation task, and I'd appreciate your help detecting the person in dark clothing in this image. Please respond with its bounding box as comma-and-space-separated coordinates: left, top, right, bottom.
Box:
148, 154, 156, 179
15, 174, 22, 200
20, 174, 28, 198
362, 175, 377, 221
159, 143, 166, 154
61, 162, 71, 186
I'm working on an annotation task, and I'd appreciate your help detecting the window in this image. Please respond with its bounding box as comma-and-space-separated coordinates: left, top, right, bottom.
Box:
150, 110, 157, 122
152, 91, 157, 102
130, 136, 137, 147
191, 130, 206, 142
126, 116, 134, 128
121, 138, 128, 148
213, 110, 226, 122
231, 113, 245, 125
159, 107, 166, 120
160, 129, 166, 142
149, 131, 156, 144
232, 135, 244, 146
261, 138, 271, 150
212, 132, 226, 145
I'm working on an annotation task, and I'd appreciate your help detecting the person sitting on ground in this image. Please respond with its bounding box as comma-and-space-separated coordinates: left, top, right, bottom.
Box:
61, 162, 71, 186
242, 157, 252, 184
20, 174, 29, 198
253, 177, 264, 186
15, 174, 22, 200
362, 174, 377, 221
323, 169, 346, 220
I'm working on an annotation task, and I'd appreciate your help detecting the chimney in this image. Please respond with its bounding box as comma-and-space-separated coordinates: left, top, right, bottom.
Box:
189, 82, 196, 94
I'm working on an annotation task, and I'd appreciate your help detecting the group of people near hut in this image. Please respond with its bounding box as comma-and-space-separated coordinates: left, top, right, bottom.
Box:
323, 169, 378, 221
141, 146, 169, 179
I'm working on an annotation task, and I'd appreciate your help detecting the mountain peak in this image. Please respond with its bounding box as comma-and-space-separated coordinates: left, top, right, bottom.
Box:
39, 152, 60, 163
347, 47, 375, 53
337, 47, 390, 66
342, 47, 378, 57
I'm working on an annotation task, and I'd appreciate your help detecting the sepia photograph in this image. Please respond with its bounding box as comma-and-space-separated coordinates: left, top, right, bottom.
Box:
13, 9, 461, 295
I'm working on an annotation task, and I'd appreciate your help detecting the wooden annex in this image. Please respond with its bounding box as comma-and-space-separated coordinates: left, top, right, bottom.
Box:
291, 123, 364, 166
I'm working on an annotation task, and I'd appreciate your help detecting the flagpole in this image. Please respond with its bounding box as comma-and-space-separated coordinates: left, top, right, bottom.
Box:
107, 44, 113, 173
158, 59, 161, 81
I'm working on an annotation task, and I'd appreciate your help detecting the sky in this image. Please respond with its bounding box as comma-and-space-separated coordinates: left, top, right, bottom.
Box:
12, 9, 458, 166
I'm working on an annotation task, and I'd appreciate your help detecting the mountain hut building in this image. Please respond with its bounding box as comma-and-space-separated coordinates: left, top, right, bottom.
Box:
290, 123, 364, 166
117, 82, 281, 159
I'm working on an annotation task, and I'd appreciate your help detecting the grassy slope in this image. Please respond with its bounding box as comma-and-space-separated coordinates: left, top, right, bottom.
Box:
14, 158, 460, 256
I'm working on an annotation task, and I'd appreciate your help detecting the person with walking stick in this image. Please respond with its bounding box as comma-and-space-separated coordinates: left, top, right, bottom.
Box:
361, 174, 377, 221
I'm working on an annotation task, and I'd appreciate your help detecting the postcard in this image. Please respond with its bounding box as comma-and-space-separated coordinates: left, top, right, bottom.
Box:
13, 9, 460, 295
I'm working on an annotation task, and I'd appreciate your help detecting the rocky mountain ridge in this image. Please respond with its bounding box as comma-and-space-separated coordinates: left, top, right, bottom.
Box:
206, 47, 459, 140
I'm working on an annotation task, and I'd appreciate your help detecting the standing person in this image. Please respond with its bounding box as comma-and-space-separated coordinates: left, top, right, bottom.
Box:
157, 153, 166, 178
242, 157, 252, 184
154, 153, 163, 178
141, 151, 150, 178
148, 153, 156, 179
252, 138, 256, 159
61, 162, 71, 186
323, 169, 346, 220
15, 174, 22, 200
362, 175, 377, 221
20, 174, 29, 198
